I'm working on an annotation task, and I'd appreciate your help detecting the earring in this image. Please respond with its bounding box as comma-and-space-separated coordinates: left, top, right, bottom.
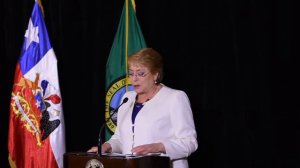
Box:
154, 80, 158, 84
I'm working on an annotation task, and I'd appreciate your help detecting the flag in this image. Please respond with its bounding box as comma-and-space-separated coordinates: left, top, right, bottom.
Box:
105, 0, 147, 140
8, 2, 65, 168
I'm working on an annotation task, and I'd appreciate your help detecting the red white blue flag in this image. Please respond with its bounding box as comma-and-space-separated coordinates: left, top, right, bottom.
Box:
8, 2, 65, 168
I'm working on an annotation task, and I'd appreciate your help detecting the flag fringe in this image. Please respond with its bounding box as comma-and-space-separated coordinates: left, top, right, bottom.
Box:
8, 155, 17, 168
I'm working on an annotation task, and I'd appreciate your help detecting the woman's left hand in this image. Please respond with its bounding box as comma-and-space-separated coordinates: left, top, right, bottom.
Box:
131, 143, 165, 155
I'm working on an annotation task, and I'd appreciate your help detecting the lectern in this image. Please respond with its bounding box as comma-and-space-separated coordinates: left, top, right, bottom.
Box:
64, 152, 171, 168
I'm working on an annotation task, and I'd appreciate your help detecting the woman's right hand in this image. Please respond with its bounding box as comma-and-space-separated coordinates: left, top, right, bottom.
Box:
87, 146, 98, 153
87, 143, 112, 153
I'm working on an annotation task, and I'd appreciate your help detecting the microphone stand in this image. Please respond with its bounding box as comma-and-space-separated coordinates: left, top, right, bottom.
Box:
97, 97, 128, 156
98, 123, 106, 157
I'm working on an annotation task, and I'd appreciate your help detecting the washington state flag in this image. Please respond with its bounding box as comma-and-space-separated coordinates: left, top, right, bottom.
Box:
105, 0, 147, 139
8, 2, 65, 168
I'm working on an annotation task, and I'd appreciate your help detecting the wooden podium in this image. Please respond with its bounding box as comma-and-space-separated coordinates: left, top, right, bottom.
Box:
64, 152, 171, 168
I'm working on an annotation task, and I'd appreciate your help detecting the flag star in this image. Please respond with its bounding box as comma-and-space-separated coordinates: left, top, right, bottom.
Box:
25, 18, 39, 50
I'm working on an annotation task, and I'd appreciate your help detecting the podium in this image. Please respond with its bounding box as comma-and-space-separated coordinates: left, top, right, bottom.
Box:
64, 152, 171, 168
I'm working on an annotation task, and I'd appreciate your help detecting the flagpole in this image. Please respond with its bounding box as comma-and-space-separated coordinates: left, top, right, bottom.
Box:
125, 0, 129, 91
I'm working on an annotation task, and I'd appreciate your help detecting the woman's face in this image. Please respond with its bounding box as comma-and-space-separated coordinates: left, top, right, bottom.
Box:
128, 63, 157, 95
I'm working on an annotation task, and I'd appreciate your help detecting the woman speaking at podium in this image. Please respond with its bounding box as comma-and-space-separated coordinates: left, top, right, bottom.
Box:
88, 48, 198, 168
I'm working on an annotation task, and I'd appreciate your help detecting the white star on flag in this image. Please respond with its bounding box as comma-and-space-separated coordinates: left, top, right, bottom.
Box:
25, 18, 39, 50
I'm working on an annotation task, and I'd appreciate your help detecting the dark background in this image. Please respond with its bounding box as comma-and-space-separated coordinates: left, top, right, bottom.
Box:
1, 0, 298, 168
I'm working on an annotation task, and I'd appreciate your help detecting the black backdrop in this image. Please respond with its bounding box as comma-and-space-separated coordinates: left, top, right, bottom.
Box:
1, 0, 298, 168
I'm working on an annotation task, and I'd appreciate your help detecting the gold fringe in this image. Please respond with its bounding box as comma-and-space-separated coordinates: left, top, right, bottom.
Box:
8, 155, 17, 168
131, 0, 136, 12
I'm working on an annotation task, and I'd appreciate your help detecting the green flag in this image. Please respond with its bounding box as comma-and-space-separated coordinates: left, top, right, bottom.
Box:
105, 0, 147, 140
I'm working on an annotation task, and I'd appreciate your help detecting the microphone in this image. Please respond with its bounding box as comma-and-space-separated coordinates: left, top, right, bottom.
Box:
97, 97, 128, 156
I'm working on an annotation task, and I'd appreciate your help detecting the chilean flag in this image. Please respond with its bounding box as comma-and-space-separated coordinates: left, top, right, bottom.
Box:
8, 2, 65, 168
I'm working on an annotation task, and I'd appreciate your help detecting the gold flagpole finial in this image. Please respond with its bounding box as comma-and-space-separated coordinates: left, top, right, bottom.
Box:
36, 0, 45, 16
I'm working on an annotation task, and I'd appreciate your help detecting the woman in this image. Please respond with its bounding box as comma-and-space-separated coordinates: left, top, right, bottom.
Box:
88, 48, 198, 168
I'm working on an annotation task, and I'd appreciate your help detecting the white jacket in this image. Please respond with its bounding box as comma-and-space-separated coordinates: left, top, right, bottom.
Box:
107, 85, 198, 168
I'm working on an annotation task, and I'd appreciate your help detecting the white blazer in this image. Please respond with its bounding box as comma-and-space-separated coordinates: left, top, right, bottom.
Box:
107, 84, 198, 168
